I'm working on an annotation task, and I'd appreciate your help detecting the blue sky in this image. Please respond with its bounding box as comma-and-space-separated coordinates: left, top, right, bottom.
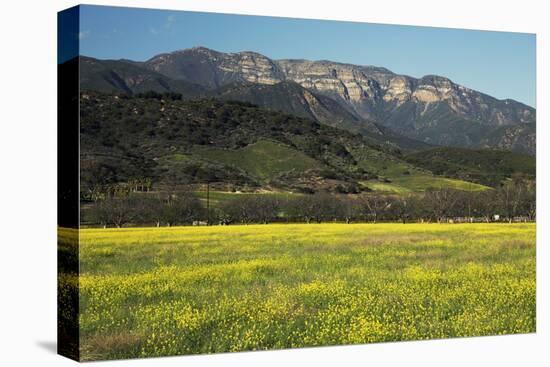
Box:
75, 5, 536, 107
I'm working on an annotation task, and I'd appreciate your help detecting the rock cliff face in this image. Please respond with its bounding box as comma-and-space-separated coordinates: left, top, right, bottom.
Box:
79, 47, 535, 154
212, 80, 384, 136
145, 47, 285, 88
144, 47, 535, 131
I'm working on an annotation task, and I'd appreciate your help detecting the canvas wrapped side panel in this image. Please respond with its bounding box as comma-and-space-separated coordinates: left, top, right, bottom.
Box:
57, 5, 80, 362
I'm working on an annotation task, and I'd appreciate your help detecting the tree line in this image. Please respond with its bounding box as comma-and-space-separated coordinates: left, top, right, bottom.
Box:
88, 178, 534, 228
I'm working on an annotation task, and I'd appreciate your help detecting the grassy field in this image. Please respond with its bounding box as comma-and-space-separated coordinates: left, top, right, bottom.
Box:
391, 175, 490, 192
193, 140, 324, 181
362, 175, 490, 193
61, 223, 536, 360
194, 190, 300, 207
193, 174, 489, 208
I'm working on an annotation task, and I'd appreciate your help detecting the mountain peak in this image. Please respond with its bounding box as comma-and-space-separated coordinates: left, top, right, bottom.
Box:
141, 47, 534, 124
235, 50, 270, 57
186, 46, 218, 53
419, 74, 452, 84
78, 48, 536, 155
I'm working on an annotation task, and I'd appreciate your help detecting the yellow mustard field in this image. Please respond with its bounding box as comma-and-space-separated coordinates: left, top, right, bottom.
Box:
59, 223, 536, 360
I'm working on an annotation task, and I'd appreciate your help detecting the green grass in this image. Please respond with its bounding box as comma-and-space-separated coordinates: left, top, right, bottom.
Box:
64, 223, 536, 360
349, 145, 424, 178
165, 153, 190, 162
194, 191, 300, 206
362, 175, 489, 193
351, 145, 491, 193
194, 140, 324, 181
392, 175, 490, 192
360, 181, 412, 194
404, 146, 536, 187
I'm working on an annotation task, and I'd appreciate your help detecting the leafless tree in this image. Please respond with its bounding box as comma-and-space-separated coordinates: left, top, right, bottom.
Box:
337, 195, 361, 223
90, 196, 139, 228
138, 196, 165, 227
497, 175, 535, 223
161, 192, 204, 226
387, 195, 413, 224
283, 192, 343, 223
525, 182, 536, 221
253, 196, 282, 224
472, 190, 498, 223
424, 188, 460, 223
358, 194, 388, 223
219, 196, 257, 224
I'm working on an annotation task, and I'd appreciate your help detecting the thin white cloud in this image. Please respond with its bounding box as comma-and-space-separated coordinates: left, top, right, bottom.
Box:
78, 30, 90, 40
165, 15, 175, 29
149, 15, 176, 35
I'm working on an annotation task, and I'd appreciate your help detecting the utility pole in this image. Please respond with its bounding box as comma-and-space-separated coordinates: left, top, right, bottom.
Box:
206, 181, 210, 225
467, 179, 472, 222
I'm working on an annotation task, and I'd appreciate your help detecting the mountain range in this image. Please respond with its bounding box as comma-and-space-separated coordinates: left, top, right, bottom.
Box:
79, 47, 536, 155
72, 47, 537, 196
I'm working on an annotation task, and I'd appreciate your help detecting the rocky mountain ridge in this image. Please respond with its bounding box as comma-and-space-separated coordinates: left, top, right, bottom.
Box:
76, 46, 536, 154
145, 47, 535, 128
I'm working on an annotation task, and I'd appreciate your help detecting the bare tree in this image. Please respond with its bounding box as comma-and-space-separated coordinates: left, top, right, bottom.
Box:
358, 194, 388, 223
138, 196, 165, 227
525, 182, 536, 221
497, 176, 536, 223
338, 195, 361, 223
424, 188, 460, 223
253, 196, 282, 224
386, 195, 413, 224
472, 190, 498, 223
161, 192, 204, 226
219, 196, 257, 224
90, 196, 139, 228
287, 192, 344, 223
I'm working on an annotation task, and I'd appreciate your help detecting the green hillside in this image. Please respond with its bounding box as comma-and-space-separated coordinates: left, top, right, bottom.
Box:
391, 175, 489, 192
362, 175, 489, 194
79, 56, 206, 97
80, 91, 500, 197
79, 91, 397, 194
194, 140, 324, 181
404, 146, 535, 186
77, 57, 434, 154
214, 81, 434, 154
